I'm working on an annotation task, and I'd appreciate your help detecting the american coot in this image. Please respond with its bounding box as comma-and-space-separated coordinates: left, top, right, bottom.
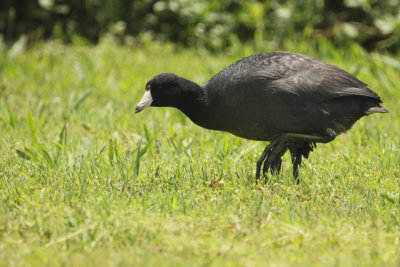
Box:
135, 52, 388, 183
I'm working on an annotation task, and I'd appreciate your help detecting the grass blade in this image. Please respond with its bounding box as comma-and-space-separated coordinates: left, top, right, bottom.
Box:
7, 104, 17, 128
16, 149, 30, 160
27, 113, 37, 144
73, 91, 91, 110
134, 138, 142, 180
108, 138, 114, 165
58, 123, 68, 147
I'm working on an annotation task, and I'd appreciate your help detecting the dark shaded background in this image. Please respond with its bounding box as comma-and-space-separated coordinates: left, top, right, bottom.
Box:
1, 0, 399, 52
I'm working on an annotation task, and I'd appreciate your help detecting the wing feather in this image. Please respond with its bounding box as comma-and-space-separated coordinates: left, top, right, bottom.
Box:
206, 52, 381, 103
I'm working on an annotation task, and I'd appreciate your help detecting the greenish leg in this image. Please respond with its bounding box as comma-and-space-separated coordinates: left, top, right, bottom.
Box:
256, 129, 336, 183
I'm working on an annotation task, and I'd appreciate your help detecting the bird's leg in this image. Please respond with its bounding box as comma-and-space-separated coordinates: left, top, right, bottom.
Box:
255, 129, 336, 183
261, 139, 288, 180
289, 146, 303, 185
282, 128, 336, 183
269, 157, 282, 175
255, 139, 279, 181
281, 128, 336, 144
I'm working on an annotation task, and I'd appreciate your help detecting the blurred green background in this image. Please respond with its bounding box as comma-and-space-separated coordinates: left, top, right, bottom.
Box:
2, 1, 400, 266
2, 0, 400, 52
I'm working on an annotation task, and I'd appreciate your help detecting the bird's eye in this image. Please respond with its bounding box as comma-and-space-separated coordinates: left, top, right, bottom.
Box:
157, 86, 163, 91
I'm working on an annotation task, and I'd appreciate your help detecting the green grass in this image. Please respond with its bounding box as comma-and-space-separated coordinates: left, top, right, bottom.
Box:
1, 38, 400, 266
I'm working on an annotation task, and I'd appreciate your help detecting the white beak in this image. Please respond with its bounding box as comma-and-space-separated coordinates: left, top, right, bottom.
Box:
135, 90, 153, 113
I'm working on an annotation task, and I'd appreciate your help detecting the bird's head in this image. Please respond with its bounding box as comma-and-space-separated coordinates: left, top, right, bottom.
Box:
135, 73, 182, 113
135, 73, 201, 113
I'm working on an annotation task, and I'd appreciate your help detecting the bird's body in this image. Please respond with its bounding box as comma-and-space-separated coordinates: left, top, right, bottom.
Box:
193, 52, 384, 139
135, 51, 388, 182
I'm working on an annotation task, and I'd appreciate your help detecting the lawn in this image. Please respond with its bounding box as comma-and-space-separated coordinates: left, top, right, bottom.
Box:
1, 38, 400, 266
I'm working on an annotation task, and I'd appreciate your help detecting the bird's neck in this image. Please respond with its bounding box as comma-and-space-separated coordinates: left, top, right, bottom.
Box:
174, 79, 215, 129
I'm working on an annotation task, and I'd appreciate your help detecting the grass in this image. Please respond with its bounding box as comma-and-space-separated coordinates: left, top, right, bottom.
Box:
0, 37, 400, 266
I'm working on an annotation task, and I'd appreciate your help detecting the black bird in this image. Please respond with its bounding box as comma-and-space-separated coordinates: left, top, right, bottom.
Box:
135, 52, 388, 183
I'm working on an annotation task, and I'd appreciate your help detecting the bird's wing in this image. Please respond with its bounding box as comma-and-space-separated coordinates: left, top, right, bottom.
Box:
247, 57, 381, 102
206, 52, 381, 102
282, 63, 380, 100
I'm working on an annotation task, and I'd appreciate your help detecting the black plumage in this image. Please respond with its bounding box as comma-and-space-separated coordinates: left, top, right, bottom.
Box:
135, 52, 388, 183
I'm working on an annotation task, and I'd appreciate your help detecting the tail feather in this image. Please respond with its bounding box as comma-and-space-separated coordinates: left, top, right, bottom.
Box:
366, 105, 389, 114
